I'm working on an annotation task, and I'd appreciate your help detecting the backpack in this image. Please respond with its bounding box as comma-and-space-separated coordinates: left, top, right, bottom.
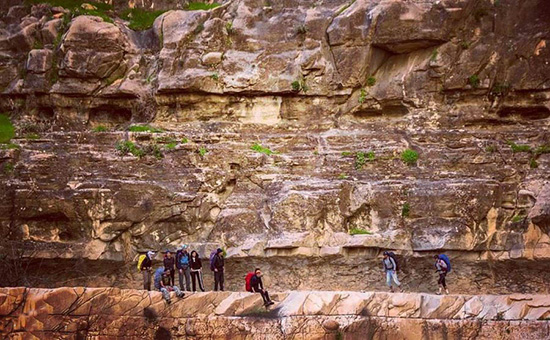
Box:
385, 251, 399, 271
209, 250, 217, 271
438, 254, 452, 272
179, 252, 189, 266
245, 272, 255, 292
137, 254, 146, 271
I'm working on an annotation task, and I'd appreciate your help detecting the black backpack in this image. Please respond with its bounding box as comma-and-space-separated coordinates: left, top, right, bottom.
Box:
384, 251, 399, 271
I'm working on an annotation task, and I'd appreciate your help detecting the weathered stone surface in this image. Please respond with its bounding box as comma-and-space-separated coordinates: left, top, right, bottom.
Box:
0, 288, 549, 339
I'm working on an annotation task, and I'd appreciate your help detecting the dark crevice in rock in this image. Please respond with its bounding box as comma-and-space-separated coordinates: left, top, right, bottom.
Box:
497, 106, 550, 120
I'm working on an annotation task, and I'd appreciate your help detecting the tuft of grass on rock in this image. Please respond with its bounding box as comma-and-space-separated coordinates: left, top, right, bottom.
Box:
529, 158, 538, 169
366, 76, 376, 87
165, 142, 177, 150
349, 227, 371, 235
341, 151, 353, 157
338, 173, 349, 180
506, 141, 531, 153
210, 73, 219, 81
291, 78, 308, 93
251, 143, 274, 155
25, 133, 40, 140
115, 140, 144, 158
358, 88, 367, 104
128, 125, 163, 133
3, 162, 14, 174
511, 215, 526, 223
181, 137, 189, 144
185, 2, 221, 10
401, 202, 410, 217
485, 145, 497, 153
430, 49, 438, 61
121, 8, 166, 31
468, 75, 480, 88
0, 114, 15, 143
92, 125, 108, 132
0, 143, 20, 150
401, 149, 418, 166
355, 151, 375, 170
534, 145, 550, 155
198, 147, 207, 157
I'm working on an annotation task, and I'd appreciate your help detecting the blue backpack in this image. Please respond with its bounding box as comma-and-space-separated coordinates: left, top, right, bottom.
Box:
179, 252, 189, 266
438, 254, 452, 272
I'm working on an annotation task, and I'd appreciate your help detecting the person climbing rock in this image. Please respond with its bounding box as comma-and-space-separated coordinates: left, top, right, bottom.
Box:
434, 254, 450, 295
139, 251, 155, 291
163, 250, 175, 286
251, 268, 274, 306
154, 268, 184, 304
190, 250, 205, 292
382, 251, 402, 293
176, 245, 191, 291
213, 248, 225, 291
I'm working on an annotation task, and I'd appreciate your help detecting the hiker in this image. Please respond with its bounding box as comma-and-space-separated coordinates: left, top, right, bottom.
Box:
163, 250, 175, 286
382, 251, 402, 292
176, 245, 191, 291
154, 267, 184, 303
138, 251, 155, 291
250, 268, 274, 306
190, 250, 205, 292
212, 248, 225, 291
434, 254, 450, 295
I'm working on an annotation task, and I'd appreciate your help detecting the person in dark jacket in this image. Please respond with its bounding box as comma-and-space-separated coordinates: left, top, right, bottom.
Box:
213, 248, 225, 291
154, 267, 184, 303
163, 250, 175, 286
140, 251, 155, 291
189, 250, 205, 292
176, 245, 191, 291
251, 268, 274, 306
434, 255, 450, 295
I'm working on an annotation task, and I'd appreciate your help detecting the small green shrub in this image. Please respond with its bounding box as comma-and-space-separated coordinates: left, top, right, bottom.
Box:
401, 203, 410, 217
115, 140, 144, 158
0, 143, 19, 150
198, 147, 207, 157
349, 227, 371, 235
291, 78, 308, 93
401, 149, 418, 166
3, 162, 14, 174
355, 151, 374, 170
341, 151, 352, 156
338, 173, 349, 180
534, 145, 550, 155
143, 143, 163, 159
460, 41, 470, 49
491, 83, 509, 96
92, 125, 108, 132
225, 21, 233, 34
506, 141, 531, 153
165, 142, 177, 150
358, 88, 367, 104
128, 125, 163, 133
181, 137, 189, 144
25, 133, 40, 140
0, 114, 15, 143
529, 158, 538, 169
430, 49, 438, 61
186, 2, 221, 10
468, 75, 480, 88
121, 8, 166, 31
511, 215, 525, 223
32, 40, 44, 49
366, 76, 376, 87
211, 73, 219, 81
251, 143, 274, 155
485, 145, 497, 153
335, 0, 355, 16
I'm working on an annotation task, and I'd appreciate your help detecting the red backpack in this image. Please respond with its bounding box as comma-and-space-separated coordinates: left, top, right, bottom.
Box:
245, 272, 254, 292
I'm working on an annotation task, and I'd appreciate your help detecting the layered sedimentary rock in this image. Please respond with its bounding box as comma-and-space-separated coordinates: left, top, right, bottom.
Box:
0, 0, 549, 294
1, 287, 550, 339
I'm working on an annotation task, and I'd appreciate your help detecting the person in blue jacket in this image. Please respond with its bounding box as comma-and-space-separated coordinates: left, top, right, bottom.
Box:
154, 267, 185, 303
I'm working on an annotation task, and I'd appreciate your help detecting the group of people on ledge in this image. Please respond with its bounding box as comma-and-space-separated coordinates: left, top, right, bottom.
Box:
138, 245, 274, 305
138, 247, 451, 304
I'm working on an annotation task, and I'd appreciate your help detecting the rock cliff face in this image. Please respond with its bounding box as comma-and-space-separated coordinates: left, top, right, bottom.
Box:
1, 287, 550, 339
0, 0, 549, 294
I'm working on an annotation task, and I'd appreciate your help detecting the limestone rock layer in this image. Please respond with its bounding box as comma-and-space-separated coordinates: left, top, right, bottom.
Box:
1, 288, 550, 339
0, 0, 549, 294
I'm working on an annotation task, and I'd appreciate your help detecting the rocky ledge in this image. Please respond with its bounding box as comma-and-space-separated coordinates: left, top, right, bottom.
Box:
1, 287, 549, 339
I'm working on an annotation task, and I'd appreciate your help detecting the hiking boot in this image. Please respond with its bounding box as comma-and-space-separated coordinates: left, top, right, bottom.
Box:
445, 289, 449, 295
268, 301, 275, 306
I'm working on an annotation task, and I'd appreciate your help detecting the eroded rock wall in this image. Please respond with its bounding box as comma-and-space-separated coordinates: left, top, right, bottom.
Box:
0, 0, 549, 292
1, 288, 550, 339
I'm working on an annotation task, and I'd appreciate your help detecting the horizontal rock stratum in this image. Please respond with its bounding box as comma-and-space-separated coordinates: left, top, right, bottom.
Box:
1, 287, 549, 339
